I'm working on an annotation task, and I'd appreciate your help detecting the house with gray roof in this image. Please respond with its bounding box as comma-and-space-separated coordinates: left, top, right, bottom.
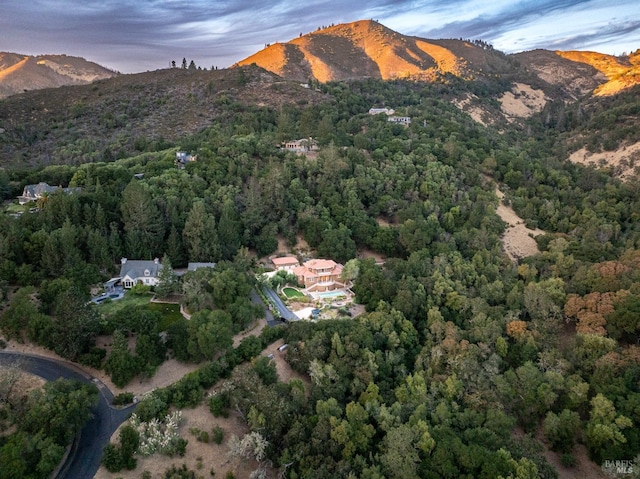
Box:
119, 257, 163, 288
187, 262, 216, 272
18, 182, 80, 204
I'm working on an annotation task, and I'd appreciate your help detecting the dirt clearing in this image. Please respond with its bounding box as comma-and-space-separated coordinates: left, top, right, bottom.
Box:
495, 186, 545, 262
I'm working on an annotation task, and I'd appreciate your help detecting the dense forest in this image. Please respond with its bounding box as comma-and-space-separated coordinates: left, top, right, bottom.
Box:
1, 76, 639, 478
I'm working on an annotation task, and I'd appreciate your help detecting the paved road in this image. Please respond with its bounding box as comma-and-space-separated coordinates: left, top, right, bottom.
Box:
250, 288, 285, 327
260, 286, 299, 322
0, 352, 134, 479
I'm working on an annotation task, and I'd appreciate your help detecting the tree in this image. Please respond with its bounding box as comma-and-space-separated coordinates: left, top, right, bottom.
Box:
166, 225, 187, 267
318, 224, 356, 264
102, 424, 139, 472
379, 422, 434, 479
155, 254, 178, 299
181, 57, 187, 69
22, 379, 98, 446
607, 294, 640, 342
41, 219, 82, 277
341, 258, 360, 283
0, 358, 28, 408
329, 401, 375, 459
188, 60, 196, 70
120, 180, 164, 259
183, 201, 220, 262
218, 201, 241, 261
543, 409, 580, 452
0, 287, 39, 340
50, 288, 100, 361
104, 330, 140, 388
187, 310, 233, 361
584, 393, 633, 462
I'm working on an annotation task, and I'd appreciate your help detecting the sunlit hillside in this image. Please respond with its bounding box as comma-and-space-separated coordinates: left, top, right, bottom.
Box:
0, 52, 116, 98
557, 49, 640, 96
236, 20, 471, 82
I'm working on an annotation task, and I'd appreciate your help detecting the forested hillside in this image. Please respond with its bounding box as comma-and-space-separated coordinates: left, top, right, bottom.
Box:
1, 75, 639, 478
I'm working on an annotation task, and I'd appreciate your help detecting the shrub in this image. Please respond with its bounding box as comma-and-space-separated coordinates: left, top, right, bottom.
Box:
190, 427, 210, 443
130, 411, 185, 456
101, 443, 123, 472
78, 347, 107, 368
101, 424, 139, 472
130, 283, 151, 295
212, 426, 224, 445
208, 392, 230, 418
135, 391, 169, 422
561, 453, 576, 468
113, 392, 135, 406
163, 464, 198, 478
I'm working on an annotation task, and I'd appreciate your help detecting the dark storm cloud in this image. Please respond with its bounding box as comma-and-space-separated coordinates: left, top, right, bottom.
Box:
414, 0, 603, 41
1, 0, 638, 72
545, 19, 640, 52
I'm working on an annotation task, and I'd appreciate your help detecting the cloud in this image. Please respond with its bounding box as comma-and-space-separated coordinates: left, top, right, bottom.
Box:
1, 0, 639, 72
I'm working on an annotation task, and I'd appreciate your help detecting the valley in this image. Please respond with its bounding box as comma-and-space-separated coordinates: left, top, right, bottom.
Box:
1, 19, 639, 479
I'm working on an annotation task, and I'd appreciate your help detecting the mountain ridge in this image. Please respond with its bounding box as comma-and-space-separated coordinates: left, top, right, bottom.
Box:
235, 19, 640, 97
0, 52, 116, 99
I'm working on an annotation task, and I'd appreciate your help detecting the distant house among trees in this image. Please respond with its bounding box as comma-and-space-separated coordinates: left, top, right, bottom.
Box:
175, 151, 197, 169
18, 182, 80, 204
368, 107, 395, 115
119, 257, 163, 288
187, 262, 216, 272
282, 138, 319, 153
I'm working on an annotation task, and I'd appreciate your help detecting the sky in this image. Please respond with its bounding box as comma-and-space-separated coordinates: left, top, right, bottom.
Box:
1, 0, 639, 73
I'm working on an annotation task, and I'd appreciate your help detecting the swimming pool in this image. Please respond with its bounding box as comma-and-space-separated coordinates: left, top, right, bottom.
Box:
318, 290, 345, 298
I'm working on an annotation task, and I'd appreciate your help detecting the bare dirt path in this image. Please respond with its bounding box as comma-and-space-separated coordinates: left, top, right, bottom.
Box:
494, 186, 545, 262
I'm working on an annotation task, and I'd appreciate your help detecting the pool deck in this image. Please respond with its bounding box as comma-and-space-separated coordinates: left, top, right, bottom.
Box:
306, 288, 352, 301
91, 286, 126, 304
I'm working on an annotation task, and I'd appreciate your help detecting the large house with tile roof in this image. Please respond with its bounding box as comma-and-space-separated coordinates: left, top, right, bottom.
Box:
293, 259, 345, 293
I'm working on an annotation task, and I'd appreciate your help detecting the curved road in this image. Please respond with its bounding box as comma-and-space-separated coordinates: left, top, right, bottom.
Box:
0, 352, 134, 479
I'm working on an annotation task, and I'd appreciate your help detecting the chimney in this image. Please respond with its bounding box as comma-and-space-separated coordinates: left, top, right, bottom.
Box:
121, 257, 127, 264
154, 257, 159, 264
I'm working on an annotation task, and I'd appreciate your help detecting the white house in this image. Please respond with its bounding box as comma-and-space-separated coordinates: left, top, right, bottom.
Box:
368, 107, 395, 116
119, 258, 163, 288
282, 138, 319, 153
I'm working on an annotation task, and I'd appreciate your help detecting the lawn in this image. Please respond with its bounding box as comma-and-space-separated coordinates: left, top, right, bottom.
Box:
97, 292, 154, 316
283, 287, 305, 299
96, 293, 184, 330
148, 302, 184, 330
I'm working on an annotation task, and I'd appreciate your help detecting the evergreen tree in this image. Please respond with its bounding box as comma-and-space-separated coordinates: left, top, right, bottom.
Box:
155, 254, 178, 299
120, 180, 164, 259
183, 201, 220, 262
218, 201, 241, 260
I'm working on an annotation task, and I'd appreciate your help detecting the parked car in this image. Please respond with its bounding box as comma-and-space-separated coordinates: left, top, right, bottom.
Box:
278, 344, 288, 352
